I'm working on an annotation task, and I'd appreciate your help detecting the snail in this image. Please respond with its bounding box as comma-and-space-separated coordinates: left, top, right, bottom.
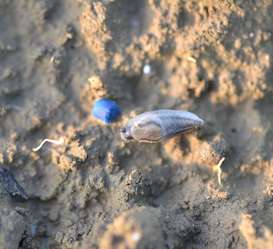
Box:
120, 109, 204, 143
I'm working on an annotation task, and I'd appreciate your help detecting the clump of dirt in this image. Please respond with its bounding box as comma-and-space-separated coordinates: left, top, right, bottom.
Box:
240, 213, 273, 249
1, 0, 273, 248
97, 206, 195, 249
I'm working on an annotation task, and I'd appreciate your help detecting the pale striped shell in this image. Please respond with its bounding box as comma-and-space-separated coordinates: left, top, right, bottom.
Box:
120, 109, 204, 143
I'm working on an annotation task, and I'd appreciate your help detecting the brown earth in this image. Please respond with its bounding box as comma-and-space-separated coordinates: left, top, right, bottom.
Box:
0, 0, 273, 248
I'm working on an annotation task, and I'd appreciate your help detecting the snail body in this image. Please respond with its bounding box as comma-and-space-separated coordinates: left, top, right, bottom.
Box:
120, 109, 204, 143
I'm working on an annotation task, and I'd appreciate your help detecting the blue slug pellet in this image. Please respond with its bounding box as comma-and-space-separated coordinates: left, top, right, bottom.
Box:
92, 98, 121, 124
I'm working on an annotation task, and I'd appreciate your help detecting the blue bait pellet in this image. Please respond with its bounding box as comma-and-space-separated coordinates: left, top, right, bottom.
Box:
92, 98, 121, 124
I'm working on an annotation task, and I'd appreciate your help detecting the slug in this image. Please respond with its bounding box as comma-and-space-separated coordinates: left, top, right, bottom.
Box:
120, 109, 204, 143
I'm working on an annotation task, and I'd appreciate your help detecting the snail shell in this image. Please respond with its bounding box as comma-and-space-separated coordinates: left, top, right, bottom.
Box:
120, 109, 204, 143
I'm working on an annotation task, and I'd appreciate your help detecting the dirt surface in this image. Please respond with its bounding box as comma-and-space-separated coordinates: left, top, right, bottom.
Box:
1, 0, 273, 248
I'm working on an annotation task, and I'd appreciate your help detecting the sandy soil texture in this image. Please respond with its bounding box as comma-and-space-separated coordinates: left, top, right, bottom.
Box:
0, 0, 273, 248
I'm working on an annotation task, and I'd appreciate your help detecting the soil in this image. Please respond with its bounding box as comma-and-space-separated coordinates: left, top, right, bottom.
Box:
0, 0, 273, 248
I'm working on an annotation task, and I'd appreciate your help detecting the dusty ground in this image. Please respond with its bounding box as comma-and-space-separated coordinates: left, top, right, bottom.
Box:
0, 0, 273, 248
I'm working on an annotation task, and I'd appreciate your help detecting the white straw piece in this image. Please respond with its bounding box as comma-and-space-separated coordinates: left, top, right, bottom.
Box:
186, 56, 196, 63
217, 157, 226, 186
33, 138, 64, 152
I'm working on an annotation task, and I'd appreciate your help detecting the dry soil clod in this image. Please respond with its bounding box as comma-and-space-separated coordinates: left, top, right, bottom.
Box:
0, 168, 29, 201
